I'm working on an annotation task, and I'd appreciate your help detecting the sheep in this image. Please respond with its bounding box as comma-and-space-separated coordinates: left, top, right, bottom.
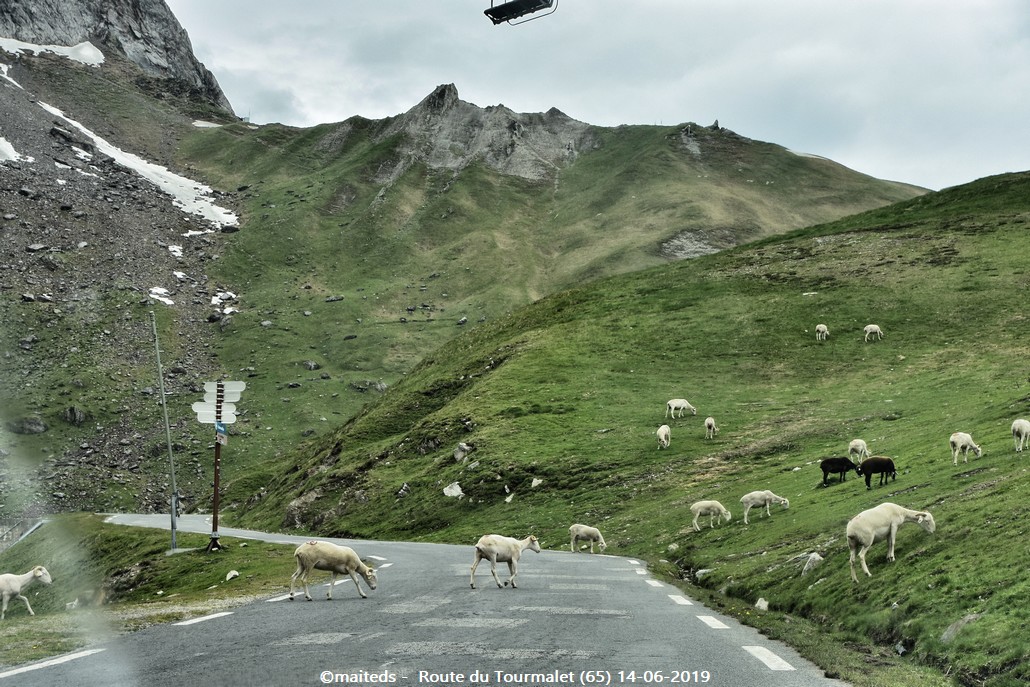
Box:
1, 565, 53, 620
569, 524, 607, 553
657, 424, 671, 449
690, 500, 732, 531
949, 431, 982, 465
665, 398, 697, 418
739, 490, 789, 524
470, 534, 541, 589
820, 456, 858, 486
815, 324, 829, 341
1012, 419, 1030, 452
863, 324, 883, 342
848, 439, 870, 461
857, 456, 897, 489
704, 416, 719, 439
289, 540, 377, 601
846, 502, 935, 583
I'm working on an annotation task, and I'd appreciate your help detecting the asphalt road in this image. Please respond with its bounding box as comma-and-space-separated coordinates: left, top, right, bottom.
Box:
0, 515, 849, 687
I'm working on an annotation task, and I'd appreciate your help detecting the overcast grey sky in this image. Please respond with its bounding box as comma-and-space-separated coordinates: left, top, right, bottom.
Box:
163, 0, 1029, 191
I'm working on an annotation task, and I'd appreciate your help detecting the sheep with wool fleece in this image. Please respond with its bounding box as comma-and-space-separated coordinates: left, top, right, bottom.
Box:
846, 502, 935, 583
949, 431, 982, 465
815, 324, 829, 341
289, 540, 377, 601
665, 398, 696, 418
848, 439, 870, 461
1011, 419, 1030, 452
470, 534, 541, 589
690, 500, 731, 531
569, 524, 607, 553
1, 565, 53, 620
704, 416, 719, 439
739, 490, 789, 524
656, 424, 671, 449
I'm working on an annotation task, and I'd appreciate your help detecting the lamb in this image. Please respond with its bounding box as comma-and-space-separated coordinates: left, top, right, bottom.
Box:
690, 500, 731, 531
820, 456, 858, 486
1011, 419, 1030, 452
857, 456, 897, 489
657, 424, 671, 449
949, 431, 982, 465
665, 398, 697, 418
848, 439, 870, 461
815, 324, 829, 341
569, 524, 607, 553
1, 565, 53, 620
863, 324, 883, 342
289, 540, 377, 601
704, 416, 719, 439
470, 534, 541, 589
846, 502, 935, 583
739, 490, 789, 525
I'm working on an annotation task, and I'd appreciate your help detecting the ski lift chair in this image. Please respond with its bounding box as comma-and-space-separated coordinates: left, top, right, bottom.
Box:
485, 0, 557, 25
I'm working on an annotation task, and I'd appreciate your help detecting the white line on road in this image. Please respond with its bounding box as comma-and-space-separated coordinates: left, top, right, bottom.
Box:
0, 649, 106, 679
646, 579, 664, 587
634, 569, 647, 575
743, 645, 796, 671
173, 611, 234, 625
668, 594, 693, 605
696, 615, 729, 629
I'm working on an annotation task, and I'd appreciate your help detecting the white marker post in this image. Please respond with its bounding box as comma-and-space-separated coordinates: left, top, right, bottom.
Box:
195, 381, 245, 551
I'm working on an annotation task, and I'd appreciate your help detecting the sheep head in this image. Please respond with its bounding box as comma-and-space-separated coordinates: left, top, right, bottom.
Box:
917, 512, 936, 534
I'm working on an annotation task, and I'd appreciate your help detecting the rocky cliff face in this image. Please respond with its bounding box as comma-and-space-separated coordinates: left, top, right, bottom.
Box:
0, 0, 233, 113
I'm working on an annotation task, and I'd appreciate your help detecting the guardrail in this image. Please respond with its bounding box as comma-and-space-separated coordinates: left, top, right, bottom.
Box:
0, 518, 40, 553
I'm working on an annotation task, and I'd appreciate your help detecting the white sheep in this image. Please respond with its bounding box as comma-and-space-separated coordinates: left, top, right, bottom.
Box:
704, 416, 719, 439
690, 500, 732, 531
569, 524, 607, 553
1, 565, 53, 620
739, 490, 789, 524
815, 324, 829, 341
848, 438, 870, 461
470, 534, 541, 589
949, 431, 982, 465
1012, 419, 1030, 452
657, 424, 671, 449
846, 502, 935, 583
863, 324, 883, 342
665, 398, 697, 418
289, 540, 377, 601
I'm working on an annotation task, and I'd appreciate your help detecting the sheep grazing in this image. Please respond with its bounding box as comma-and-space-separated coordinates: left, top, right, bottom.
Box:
569, 524, 607, 553
857, 456, 897, 489
949, 431, 982, 465
820, 456, 858, 486
739, 490, 789, 525
1, 565, 53, 620
470, 534, 541, 589
289, 540, 377, 601
848, 438, 870, 461
815, 324, 829, 341
846, 502, 935, 583
863, 324, 883, 342
1011, 419, 1030, 452
657, 424, 671, 449
665, 398, 697, 418
704, 416, 719, 439
690, 500, 731, 531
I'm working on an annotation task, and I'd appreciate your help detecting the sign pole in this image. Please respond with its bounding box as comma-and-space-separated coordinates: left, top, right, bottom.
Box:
194, 380, 243, 553
206, 382, 224, 552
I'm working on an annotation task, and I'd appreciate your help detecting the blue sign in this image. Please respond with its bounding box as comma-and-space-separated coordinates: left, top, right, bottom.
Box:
215, 421, 227, 435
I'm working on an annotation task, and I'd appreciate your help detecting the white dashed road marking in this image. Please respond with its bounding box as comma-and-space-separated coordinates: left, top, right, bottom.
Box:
668, 594, 693, 605
743, 645, 796, 671
646, 579, 664, 587
0, 649, 106, 679
173, 611, 234, 625
696, 615, 729, 629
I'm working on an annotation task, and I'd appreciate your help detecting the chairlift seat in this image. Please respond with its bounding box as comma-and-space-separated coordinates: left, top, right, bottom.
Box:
485, 0, 555, 25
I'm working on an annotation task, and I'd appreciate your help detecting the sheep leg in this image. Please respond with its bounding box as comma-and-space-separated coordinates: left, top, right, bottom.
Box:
692, 514, 701, 532
348, 570, 368, 598
743, 505, 751, 525
858, 545, 873, 578
289, 565, 312, 601
1, 594, 8, 620
506, 560, 517, 588
470, 553, 481, 589
709, 513, 716, 528
765, 503, 772, 517
886, 524, 899, 562
489, 557, 503, 588
326, 572, 336, 600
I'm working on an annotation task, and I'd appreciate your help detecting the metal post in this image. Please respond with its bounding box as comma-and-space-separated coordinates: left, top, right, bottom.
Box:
206, 382, 223, 552
150, 311, 179, 552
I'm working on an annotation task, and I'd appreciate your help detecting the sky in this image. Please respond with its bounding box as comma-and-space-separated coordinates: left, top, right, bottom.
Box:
162, 0, 1030, 191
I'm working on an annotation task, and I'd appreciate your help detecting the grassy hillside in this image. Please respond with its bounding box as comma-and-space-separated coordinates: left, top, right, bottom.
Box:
222, 172, 1030, 686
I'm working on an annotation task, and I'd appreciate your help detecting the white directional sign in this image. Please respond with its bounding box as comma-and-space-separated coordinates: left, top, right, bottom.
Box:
192, 402, 237, 415
204, 381, 246, 393
204, 391, 241, 403
196, 412, 237, 424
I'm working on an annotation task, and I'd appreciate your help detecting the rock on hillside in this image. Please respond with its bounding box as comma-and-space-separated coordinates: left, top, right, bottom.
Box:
0, 0, 232, 113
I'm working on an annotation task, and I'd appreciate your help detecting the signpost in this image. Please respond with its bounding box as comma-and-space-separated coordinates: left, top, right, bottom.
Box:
195, 381, 245, 552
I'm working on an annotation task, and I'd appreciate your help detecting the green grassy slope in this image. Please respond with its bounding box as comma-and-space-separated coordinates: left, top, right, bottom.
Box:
230, 172, 1030, 686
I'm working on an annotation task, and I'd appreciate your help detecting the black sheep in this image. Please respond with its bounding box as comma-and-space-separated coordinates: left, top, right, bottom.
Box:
857, 456, 897, 489
820, 456, 858, 486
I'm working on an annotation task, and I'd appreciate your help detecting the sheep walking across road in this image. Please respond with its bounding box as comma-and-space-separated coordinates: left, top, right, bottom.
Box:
1, 565, 53, 620
846, 503, 935, 583
470, 534, 541, 589
289, 541, 377, 601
